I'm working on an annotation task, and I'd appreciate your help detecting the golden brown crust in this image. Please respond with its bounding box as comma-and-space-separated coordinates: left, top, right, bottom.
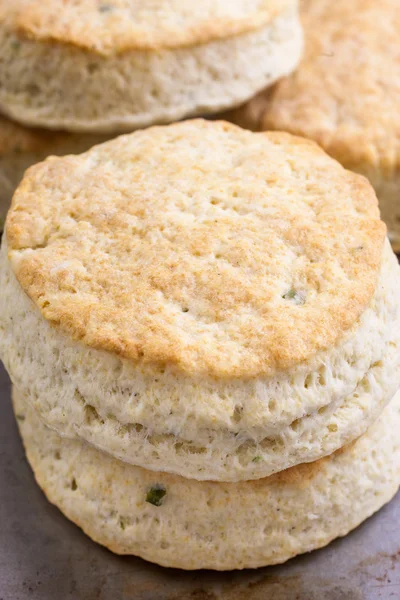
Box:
6, 119, 386, 378
0, 0, 295, 55
228, 0, 400, 177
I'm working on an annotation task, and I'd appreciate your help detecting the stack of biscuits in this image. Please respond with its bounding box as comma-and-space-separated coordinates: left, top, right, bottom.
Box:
0, 0, 303, 227
0, 0, 400, 574
1, 118, 400, 570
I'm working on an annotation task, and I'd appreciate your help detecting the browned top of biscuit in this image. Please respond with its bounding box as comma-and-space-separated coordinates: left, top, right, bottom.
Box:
0, 0, 295, 55
6, 120, 385, 378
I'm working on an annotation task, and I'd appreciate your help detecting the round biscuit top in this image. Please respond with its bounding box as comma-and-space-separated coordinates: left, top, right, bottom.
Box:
6, 120, 385, 378
0, 0, 294, 55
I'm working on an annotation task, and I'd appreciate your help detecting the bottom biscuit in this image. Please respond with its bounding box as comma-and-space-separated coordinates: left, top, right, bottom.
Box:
13, 387, 400, 571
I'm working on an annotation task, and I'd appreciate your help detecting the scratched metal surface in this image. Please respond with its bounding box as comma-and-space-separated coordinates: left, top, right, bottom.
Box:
0, 363, 399, 600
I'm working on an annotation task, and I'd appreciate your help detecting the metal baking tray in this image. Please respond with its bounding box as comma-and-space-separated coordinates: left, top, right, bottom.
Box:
1, 361, 399, 600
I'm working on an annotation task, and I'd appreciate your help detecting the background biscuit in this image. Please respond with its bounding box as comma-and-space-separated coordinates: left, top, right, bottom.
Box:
225, 0, 400, 252
0, 1, 302, 132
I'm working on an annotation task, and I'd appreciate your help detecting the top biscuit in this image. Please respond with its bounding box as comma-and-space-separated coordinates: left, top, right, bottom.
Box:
2, 0, 293, 55
6, 120, 385, 379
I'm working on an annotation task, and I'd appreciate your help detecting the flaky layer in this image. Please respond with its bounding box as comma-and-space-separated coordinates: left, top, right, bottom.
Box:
14, 387, 400, 570
1, 240, 399, 481
0, 8, 302, 132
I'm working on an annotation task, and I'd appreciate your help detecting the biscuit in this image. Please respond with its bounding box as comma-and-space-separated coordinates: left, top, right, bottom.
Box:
1, 120, 399, 482
225, 0, 400, 252
0, 1, 302, 133
13, 386, 400, 570
0, 115, 110, 228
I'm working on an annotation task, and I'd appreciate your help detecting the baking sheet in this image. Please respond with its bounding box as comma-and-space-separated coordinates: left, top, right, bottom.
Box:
1, 363, 399, 600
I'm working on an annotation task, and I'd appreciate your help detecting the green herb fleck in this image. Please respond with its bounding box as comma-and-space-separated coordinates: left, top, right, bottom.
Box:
11, 40, 21, 51
16, 414, 25, 422
119, 517, 126, 530
146, 484, 167, 507
282, 289, 305, 305
252, 456, 262, 463
71, 478, 78, 491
